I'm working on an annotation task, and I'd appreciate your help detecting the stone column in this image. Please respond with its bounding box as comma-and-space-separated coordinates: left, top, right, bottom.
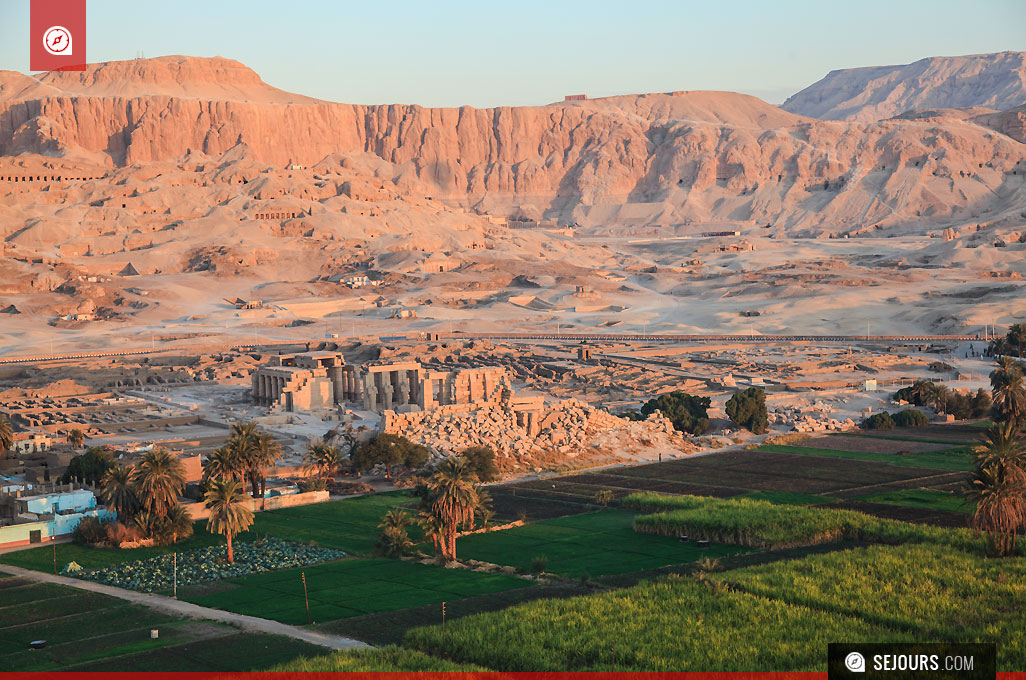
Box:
382, 372, 393, 411
398, 371, 410, 406
363, 372, 377, 411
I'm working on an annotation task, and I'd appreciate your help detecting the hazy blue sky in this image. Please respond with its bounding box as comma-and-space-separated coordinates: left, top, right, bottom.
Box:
1, 0, 1024, 107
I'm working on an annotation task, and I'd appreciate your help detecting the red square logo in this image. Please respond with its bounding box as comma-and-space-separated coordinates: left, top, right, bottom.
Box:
31, 0, 87, 72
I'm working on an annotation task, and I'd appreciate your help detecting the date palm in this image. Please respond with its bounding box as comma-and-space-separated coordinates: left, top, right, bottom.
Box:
973, 421, 1026, 481
990, 360, 1026, 426
0, 415, 12, 454
131, 448, 186, 518
966, 465, 1026, 556
377, 508, 414, 558
100, 463, 139, 520
304, 442, 342, 481
427, 456, 481, 560
204, 446, 243, 484
251, 433, 283, 501
205, 478, 253, 564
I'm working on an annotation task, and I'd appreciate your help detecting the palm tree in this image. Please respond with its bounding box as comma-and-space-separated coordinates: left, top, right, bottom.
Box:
930, 384, 951, 415
417, 509, 445, 558
100, 464, 139, 520
964, 422, 1026, 556
966, 465, 1026, 556
250, 433, 283, 501
476, 487, 495, 529
131, 448, 186, 518
377, 508, 414, 558
67, 428, 85, 449
0, 415, 12, 455
973, 421, 1026, 480
203, 446, 243, 484
427, 457, 481, 560
990, 359, 1026, 426
204, 478, 254, 564
304, 442, 342, 481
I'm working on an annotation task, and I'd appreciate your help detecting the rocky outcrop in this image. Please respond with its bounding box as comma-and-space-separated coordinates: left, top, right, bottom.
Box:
782, 51, 1026, 122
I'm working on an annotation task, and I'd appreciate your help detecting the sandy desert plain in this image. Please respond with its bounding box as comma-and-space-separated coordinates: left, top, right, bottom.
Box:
0, 50, 1025, 673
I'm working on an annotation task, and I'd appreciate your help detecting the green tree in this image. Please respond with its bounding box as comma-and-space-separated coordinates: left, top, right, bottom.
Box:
376, 508, 414, 558
61, 447, 114, 485
595, 489, 615, 507
972, 389, 993, 419
725, 387, 769, 434
203, 446, 244, 485
460, 445, 499, 482
67, 428, 85, 449
0, 415, 12, 455
204, 478, 254, 564
100, 464, 138, 520
304, 442, 344, 480
131, 448, 186, 518
861, 412, 896, 430
351, 434, 429, 479
641, 391, 711, 435
892, 409, 929, 428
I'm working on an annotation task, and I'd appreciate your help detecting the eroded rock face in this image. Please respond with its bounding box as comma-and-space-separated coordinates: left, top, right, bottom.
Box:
782, 51, 1026, 122
2, 56, 1025, 231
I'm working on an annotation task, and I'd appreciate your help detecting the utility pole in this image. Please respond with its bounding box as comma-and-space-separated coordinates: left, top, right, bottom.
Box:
302, 571, 311, 624
173, 552, 177, 599
52, 542, 57, 575
441, 601, 446, 648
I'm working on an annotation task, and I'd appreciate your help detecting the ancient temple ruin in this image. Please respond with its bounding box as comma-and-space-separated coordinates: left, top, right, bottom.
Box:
251, 352, 541, 425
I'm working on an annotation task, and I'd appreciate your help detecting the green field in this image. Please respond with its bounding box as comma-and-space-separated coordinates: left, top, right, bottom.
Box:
625, 493, 984, 551
455, 509, 751, 578
399, 542, 1026, 671
859, 489, 972, 514
738, 491, 837, 506
181, 557, 529, 625
0, 492, 416, 573
0, 575, 324, 671
757, 444, 973, 471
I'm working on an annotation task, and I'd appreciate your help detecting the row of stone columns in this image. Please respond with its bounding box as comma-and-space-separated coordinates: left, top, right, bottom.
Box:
252, 372, 289, 404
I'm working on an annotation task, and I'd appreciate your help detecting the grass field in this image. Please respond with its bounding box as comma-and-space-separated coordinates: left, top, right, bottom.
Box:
757, 444, 972, 471
455, 509, 751, 578
0, 492, 416, 574
738, 491, 837, 506
181, 557, 529, 626
0, 575, 324, 671
625, 493, 985, 552
402, 541, 1026, 671
858, 489, 972, 514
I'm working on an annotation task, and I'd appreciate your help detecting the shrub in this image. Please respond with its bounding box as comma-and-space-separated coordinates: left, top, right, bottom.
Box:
351, 433, 430, 478
298, 477, 327, 492
861, 412, 896, 430
725, 387, 769, 434
271, 646, 486, 672
892, 409, 928, 428
105, 521, 141, 547
530, 555, 549, 573
641, 391, 710, 435
72, 516, 109, 545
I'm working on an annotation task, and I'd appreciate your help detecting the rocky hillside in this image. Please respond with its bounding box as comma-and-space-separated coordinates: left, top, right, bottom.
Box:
782, 51, 1026, 122
2, 55, 1026, 232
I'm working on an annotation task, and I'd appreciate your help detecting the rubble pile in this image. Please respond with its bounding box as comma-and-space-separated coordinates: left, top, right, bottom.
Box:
770, 402, 857, 433
382, 399, 695, 463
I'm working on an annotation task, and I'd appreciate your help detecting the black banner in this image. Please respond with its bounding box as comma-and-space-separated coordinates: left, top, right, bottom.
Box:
828, 643, 996, 680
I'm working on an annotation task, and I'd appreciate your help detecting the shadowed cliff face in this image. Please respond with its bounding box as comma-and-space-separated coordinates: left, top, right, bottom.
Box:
2, 55, 1026, 231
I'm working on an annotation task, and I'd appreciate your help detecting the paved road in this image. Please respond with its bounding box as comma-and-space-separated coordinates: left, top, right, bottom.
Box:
0, 563, 368, 652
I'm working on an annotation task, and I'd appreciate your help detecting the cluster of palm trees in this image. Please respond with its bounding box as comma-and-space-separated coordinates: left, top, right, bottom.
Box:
965, 357, 1026, 556
99, 448, 193, 545
378, 457, 493, 561
204, 422, 284, 501
303, 441, 344, 481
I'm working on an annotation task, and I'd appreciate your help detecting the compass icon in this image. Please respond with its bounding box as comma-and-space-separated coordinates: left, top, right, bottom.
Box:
43, 26, 73, 56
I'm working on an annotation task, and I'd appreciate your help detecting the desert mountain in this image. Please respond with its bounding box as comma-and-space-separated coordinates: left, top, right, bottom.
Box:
2, 55, 1026, 232
782, 51, 1026, 122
